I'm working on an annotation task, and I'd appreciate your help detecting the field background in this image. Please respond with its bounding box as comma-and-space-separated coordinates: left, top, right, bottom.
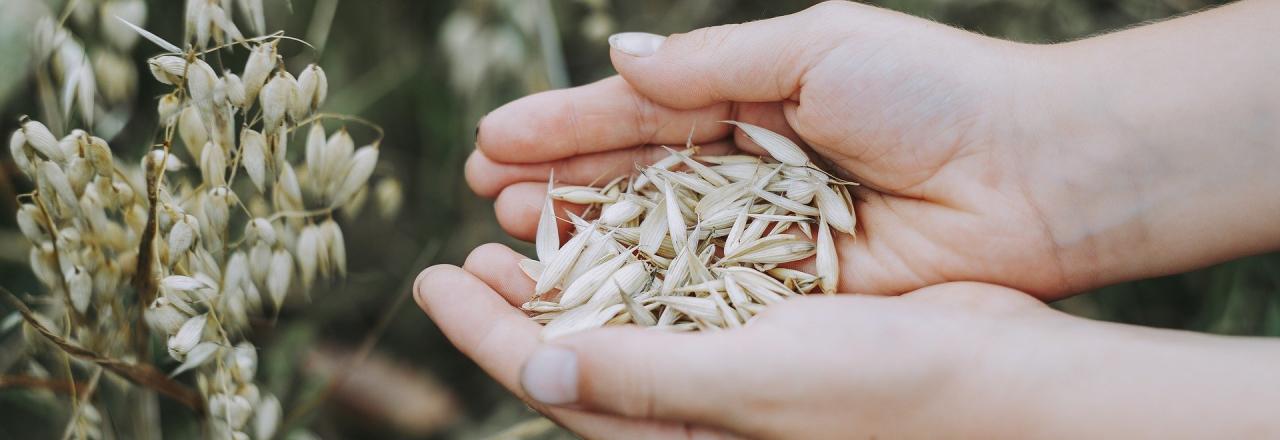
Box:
2, 0, 1274, 439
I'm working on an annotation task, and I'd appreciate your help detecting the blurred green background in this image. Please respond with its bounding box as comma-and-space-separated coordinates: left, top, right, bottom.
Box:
2, 0, 1274, 439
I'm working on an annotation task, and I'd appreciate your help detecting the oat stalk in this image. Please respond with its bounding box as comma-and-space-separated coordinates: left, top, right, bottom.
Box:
1, 287, 205, 413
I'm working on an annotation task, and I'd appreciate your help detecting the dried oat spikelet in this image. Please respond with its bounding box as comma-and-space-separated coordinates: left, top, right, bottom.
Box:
375, 178, 404, 220
240, 128, 268, 192
259, 71, 294, 132
305, 124, 328, 190
224, 71, 247, 108
815, 183, 856, 235
535, 227, 591, 296
722, 120, 809, 166
185, 59, 219, 110
242, 43, 276, 104
320, 219, 347, 277
296, 224, 322, 290
521, 121, 860, 338
168, 214, 198, 259
148, 55, 187, 85
66, 266, 92, 313
178, 105, 208, 159
9, 130, 34, 176
145, 296, 192, 334
320, 128, 355, 198
331, 144, 378, 206
815, 218, 838, 295
557, 251, 628, 308
267, 248, 293, 309
296, 64, 328, 113
199, 141, 228, 187
21, 118, 62, 162
536, 174, 560, 263
167, 313, 208, 360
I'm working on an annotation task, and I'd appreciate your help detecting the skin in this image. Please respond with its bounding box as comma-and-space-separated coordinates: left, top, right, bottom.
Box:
417, 1, 1280, 438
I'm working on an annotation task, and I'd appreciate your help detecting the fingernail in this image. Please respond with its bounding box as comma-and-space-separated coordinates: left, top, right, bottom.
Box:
608, 32, 665, 57
413, 265, 446, 307
521, 346, 579, 405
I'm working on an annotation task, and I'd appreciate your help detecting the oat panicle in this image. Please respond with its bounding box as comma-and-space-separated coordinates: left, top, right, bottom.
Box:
7, 3, 399, 438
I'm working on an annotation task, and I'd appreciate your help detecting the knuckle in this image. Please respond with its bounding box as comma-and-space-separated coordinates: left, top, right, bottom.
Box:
661, 29, 698, 51
577, 331, 662, 418
464, 243, 505, 269
633, 361, 662, 418
667, 24, 735, 54
807, 0, 855, 17
628, 91, 657, 143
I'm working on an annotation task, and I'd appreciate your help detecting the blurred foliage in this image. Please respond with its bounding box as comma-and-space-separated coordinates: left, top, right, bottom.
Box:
1, 0, 1273, 439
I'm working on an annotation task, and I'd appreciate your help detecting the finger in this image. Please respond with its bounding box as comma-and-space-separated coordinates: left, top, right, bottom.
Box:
460, 245, 753, 354
413, 265, 547, 397
477, 75, 733, 164
520, 326, 749, 428
463, 243, 535, 307
412, 265, 739, 439
494, 182, 587, 242
607, 2, 878, 109
467, 141, 738, 199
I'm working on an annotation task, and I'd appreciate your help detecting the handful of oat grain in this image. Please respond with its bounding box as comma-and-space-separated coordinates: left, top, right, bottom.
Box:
521, 121, 857, 339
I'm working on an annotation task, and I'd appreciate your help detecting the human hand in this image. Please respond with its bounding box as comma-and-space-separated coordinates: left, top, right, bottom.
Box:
468, 0, 1280, 300
415, 243, 1049, 439
415, 244, 1280, 439
466, 1, 1079, 299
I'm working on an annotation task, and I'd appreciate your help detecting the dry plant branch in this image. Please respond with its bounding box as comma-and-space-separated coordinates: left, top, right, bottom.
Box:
1, 287, 205, 413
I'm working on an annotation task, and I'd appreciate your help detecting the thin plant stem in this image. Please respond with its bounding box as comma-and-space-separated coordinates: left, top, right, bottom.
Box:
274, 240, 443, 438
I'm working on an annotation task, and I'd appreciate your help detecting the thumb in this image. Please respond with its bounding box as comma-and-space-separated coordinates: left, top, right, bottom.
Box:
605, 1, 887, 109
519, 326, 745, 425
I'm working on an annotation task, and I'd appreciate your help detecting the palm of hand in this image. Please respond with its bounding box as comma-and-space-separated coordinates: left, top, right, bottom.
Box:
415, 246, 1052, 439
792, 38, 1069, 297
468, 9, 1067, 298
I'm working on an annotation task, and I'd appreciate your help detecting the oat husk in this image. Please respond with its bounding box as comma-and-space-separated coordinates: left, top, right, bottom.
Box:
524, 122, 857, 339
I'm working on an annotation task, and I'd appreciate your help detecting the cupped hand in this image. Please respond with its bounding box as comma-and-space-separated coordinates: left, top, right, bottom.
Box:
466, 1, 1081, 299
412, 244, 1069, 439
417, 244, 1280, 439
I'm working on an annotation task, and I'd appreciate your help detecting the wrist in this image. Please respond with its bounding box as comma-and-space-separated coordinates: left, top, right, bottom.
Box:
985, 313, 1280, 438
934, 309, 1097, 437
997, 42, 1150, 293
891, 303, 1087, 437
953, 312, 1161, 437
1011, 7, 1280, 292
1006, 37, 1240, 292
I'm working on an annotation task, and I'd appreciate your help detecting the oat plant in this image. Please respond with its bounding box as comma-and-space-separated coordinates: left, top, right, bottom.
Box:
5, 2, 390, 438
29, 0, 149, 139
